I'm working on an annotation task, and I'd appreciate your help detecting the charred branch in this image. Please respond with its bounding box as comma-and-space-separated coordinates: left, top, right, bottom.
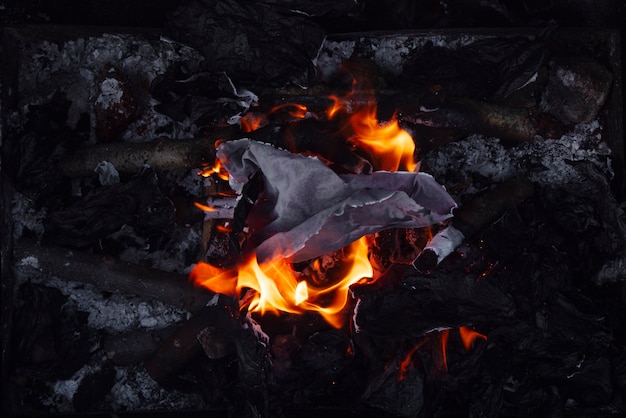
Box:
144, 300, 239, 388
14, 238, 212, 314
399, 98, 566, 143
414, 175, 535, 274
57, 136, 221, 178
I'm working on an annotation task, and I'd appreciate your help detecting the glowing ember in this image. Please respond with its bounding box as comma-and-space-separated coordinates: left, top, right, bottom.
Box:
440, 329, 450, 372
459, 326, 487, 350
193, 202, 217, 212
191, 237, 373, 328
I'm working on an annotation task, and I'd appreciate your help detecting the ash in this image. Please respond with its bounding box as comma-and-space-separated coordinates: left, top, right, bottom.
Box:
423, 121, 611, 196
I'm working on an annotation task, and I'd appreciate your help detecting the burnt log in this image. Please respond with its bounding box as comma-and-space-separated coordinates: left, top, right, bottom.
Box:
103, 325, 177, 366
43, 168, 176, 248
414, 175, 535, 274
14, 238, 212, 314
57, 136, 220, 178
144, 300, 239, 388
399, 98, 566, 143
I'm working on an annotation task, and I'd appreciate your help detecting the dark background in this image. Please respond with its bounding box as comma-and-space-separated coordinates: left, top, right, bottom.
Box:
0, 0, 623, 30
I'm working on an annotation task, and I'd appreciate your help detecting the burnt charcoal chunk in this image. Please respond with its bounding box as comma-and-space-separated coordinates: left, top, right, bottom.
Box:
43, 169, 175, 249
166, 0, 326, 86
12, 283, 90, 380
539, 55, 613, 124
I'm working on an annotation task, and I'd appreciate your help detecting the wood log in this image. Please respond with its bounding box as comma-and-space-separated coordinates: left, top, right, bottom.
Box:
144, 300, 239, 388
13, 238, 212, 314
103, 325, 178, 366
57, 136, 222, 178
413, 175, 535, 274
398, 98, 566, 142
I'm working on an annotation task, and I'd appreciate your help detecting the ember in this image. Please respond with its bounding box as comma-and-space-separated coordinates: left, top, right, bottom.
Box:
2, 2, 625, 418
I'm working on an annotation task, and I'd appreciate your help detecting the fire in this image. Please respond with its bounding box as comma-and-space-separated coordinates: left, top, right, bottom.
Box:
193, 76, 420, 328
198, 159, 229, 181
194, 202, 217, 212
459, 326, 487, 350
346, 104, 417, 172
191, 237, 372, 328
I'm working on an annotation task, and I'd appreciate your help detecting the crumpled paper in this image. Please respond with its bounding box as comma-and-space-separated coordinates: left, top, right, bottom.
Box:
218, 139, 457, 263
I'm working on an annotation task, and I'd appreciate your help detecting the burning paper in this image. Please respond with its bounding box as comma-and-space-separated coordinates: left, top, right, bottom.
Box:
217, 138, 457, 263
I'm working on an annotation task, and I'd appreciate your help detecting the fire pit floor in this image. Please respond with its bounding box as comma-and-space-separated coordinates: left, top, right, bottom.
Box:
1, 24, 625, 418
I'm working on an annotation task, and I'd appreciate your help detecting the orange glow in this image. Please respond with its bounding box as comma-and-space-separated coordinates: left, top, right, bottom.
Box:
459, 326, 487, 351
326, 95, 345, 119
240, 112, 267, 132
347, 104, 417, 172
194, 202, 217, 212
190, 237, 373, 328
397, 342, 424, 381
440, 329, 450, 372
198, 159, 230, 181
270, 103, 308, 119
216, 223, 232, 233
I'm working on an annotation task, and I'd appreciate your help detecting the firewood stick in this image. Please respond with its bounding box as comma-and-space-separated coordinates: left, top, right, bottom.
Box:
103, 325, 178, 366
399, 98, 557, 142
413, 175, 535, 274
13, 238, 212, 313
57, 136, 221, 178
144, 300, 238, 387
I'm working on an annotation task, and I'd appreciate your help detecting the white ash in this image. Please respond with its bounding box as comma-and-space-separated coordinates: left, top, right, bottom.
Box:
11, 191, 47, 240
15, 271, 188, 333
317, 33, 481, 80
95, 77, 123, 109
173, 168, 214, 197
94, 161, 120, 185
110, 365, 204, 411
44, 361, 203, 412
18, 33, 203, 142
422, 121, 610, 196
116, 225, 202, 275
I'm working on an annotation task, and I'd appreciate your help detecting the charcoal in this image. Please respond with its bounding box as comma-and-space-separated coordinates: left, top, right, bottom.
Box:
72, 362, 117, 412
151, 69, 257, 126
12, 283, 90, 380
279, 330, 357, 407
4, 92, 89, 200
94, 65, 138, 143
352, 267, 515, 339
362, 353, 424, 417
43, 169, 175, 249
166, 0, 326, 87
539, 55, 613, 124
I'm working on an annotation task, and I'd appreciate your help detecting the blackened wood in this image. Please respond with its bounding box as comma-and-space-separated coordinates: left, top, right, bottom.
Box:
144, 302, 238, 387
14, 238, 212, 314
57, 136, 219, 177
453, 175, 535, 238
43, 169, 175, 248
103, 325, 177, 366
399, 98, 563, 142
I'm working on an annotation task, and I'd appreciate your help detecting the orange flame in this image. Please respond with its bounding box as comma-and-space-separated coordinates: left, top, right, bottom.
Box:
397, 341, 425, 381
240, 112, 267, 132
440, 329, 450, 372
270, 103, 308, 119
459, 326, 487, 351
190, 237, 372, 328
347, 104, 417, 172
198, 159, 230, 181
194, 202, 217, 212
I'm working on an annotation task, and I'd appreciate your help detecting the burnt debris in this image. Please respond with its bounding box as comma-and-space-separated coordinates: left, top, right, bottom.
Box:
2, 1, 625, 418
